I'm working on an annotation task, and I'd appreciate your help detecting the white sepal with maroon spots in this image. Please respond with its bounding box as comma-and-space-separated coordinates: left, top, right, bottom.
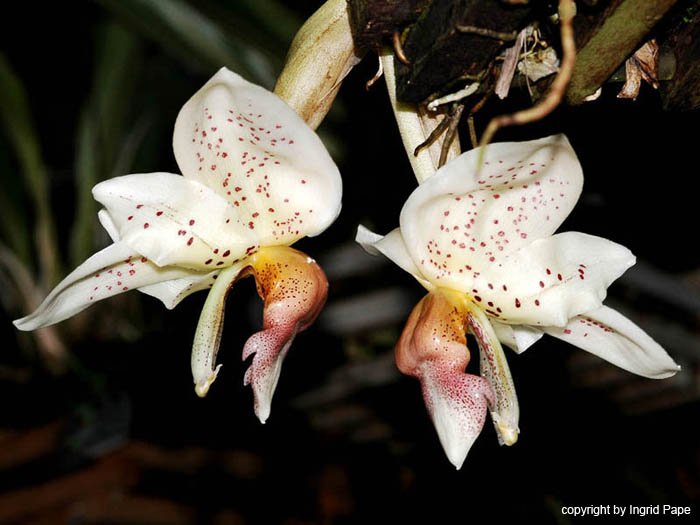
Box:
97, 207, 220, 310
94, 172, 258, 271
13, 242, 201, 330
173, 67, 342, 248
544, 306, 680, 379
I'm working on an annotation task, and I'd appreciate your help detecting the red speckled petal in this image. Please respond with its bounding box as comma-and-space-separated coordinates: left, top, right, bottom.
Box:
173, 67, 342, 247
97, 208, 221, 309
241, 246, 328, 423
400, 135, 582, 287
458, 231, 635, 327
395, 290, 495, 469
94, 172, 259, 270
544, 305, 680, 379
13, 242, 208, 331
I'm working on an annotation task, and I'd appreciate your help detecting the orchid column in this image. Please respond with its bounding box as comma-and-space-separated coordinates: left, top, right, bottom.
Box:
15, 67, 342, 423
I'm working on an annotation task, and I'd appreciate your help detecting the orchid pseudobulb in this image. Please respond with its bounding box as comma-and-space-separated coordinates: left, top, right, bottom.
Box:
14, 67, 342, 422
358, 135, 679, 468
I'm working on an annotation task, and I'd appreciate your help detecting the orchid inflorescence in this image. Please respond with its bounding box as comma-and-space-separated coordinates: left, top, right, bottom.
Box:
12, 0, 679, 470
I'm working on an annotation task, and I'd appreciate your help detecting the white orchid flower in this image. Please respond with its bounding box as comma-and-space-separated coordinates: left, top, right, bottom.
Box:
14, 67, 342, 423
357, 134, 679, 469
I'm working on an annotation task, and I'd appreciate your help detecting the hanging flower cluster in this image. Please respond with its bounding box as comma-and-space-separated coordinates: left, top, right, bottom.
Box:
12, 7, 679, 469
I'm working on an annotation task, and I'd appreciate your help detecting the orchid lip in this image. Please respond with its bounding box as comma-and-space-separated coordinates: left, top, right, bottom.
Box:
191, 246, 328, 423
395, 289, 515, 468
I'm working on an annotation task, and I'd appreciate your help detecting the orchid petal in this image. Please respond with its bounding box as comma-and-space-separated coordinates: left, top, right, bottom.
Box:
93, 172, 258, 270
544, 305, 681, 379
98, 206, 220, 309
192, 261, 248, 398
395, 290, 495, 469
479, 232, 634, 327
466, 304, 519, 445
173, 67, 342, 247
400, 135, 582, 284
14, 242, 199, 330
139, 270, 221, 310
398, 225, 634, 328
242, 246, 328, 423
97, 208, 120, 242
491, 321, 544, 353
356, 225, 434, 291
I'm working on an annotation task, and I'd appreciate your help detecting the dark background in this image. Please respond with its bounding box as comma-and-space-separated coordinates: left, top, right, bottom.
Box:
0, 1, 698, 523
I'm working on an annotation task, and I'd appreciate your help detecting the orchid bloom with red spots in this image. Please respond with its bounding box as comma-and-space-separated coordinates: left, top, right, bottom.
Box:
357, 134, 679, 469
14, 67, 342, 422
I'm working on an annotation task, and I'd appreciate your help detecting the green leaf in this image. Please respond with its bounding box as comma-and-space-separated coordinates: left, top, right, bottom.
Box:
92, 0, 282, 88
0, 52, 60, 287
70, 22, 142, 268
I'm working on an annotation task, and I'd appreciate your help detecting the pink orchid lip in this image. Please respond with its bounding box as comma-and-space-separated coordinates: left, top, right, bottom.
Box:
191, 245, 328, 423
242, 246, 328, 423
395, 289, 495, 469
